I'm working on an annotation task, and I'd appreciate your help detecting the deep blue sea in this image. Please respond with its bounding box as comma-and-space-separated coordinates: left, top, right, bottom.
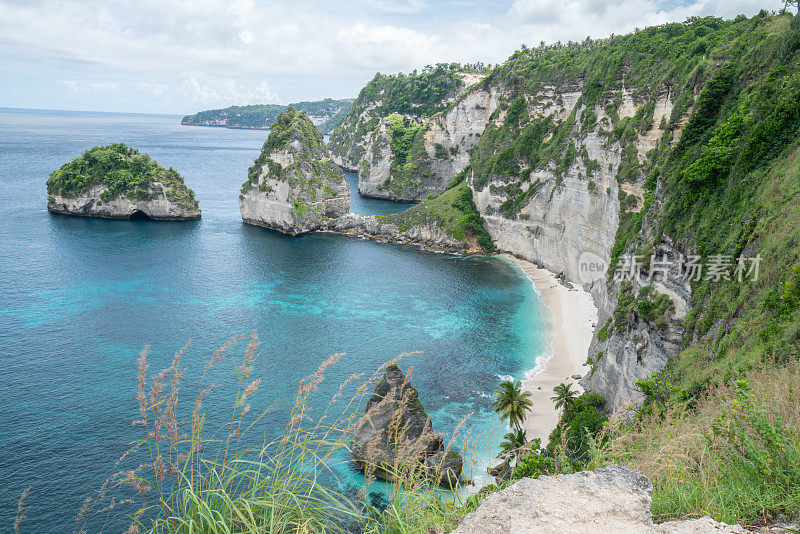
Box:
0, 108, 547, 533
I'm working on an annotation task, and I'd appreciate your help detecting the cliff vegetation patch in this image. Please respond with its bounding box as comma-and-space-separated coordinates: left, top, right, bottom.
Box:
46, 143, 199, 210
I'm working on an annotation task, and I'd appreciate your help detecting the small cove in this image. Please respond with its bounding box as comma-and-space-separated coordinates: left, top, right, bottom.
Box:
0, 108, 549, 532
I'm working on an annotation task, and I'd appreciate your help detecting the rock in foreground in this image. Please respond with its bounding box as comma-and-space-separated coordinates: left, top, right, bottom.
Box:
239, 107, 349, 235
47, 143, 200, 220
452, 466, 747, 534
350, 364, 463, 487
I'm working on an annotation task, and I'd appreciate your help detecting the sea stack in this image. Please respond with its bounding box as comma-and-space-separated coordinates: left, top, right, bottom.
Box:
46, 143, 200, 220
350, 364, 464, 487
239, 107, 349, 235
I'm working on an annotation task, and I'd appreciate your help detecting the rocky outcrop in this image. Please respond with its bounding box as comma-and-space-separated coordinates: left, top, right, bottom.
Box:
328, 68, 488, 201
580, 191, 691, 411
452, 466, 747, 534
46, 143, 200, 221
323, 213, 476, 253
239, 107, 349, 235
324, 180, 491, 253
350, 364, 463, 487
351, 86, 499, 201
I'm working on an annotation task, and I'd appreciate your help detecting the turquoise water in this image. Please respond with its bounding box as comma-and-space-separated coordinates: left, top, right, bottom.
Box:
0, 108, 548, 532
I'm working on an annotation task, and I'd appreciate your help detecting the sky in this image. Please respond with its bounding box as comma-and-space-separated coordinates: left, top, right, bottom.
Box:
0, 0, 788, 115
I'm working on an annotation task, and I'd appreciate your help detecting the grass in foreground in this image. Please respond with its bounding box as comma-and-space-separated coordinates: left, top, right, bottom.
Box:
60, 334, 479, 534
591, 358, 800, 525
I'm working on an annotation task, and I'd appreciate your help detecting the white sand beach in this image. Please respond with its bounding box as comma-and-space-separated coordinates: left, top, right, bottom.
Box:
503, 254, 598, 444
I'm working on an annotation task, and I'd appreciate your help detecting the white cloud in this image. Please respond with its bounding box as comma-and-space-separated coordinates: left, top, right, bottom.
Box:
0, 0, 787, 113
180, 76, 282, 108
58, 79, 120, 94
365, 0, 428, 14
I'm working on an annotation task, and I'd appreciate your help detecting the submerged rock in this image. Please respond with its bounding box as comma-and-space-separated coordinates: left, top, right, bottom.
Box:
350, 364, 463, 487
239, 106, 349, 235
487, 459, 513, 485
46, 143, 200, 220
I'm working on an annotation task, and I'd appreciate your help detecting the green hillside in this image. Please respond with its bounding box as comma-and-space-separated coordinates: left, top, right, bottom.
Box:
181, 98, 354, 133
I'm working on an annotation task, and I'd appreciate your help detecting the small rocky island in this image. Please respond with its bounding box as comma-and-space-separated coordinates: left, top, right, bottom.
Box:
239, 107, 349, 235
46, 143, 200, 220
350, 364, 464, 487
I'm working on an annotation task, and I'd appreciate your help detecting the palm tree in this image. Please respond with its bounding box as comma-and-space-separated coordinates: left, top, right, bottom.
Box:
552, 382, 578, 413
492, 380, 533, 430
499, 429, 528, 460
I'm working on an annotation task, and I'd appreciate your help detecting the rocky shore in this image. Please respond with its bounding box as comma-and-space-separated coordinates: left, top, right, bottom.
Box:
321, 213, 478, 253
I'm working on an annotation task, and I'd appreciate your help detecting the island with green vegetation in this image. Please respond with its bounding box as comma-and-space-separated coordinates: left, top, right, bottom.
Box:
46, 143, 200, 220
239, 107, 349, 234
181, 98, 354, 134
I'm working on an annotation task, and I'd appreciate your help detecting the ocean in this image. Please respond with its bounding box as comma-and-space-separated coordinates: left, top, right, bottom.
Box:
0, 108, 548, 533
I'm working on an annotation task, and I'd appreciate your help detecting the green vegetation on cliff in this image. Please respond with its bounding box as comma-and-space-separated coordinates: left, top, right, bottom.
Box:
241, 107, 343, 215
377, 181, 494, 251
613, 11, 800, 381
46, 143, 198, 209
377, 113, 431, 197
328, 63, 484, 164
587, 10, 800, 525
470, 13, 783, 221
181, 98, 353, 133
354, 64, 465, 118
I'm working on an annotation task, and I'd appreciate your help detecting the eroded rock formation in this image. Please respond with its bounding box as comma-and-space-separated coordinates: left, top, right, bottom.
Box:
239, 107, 349, 235
350, 364, 463, 487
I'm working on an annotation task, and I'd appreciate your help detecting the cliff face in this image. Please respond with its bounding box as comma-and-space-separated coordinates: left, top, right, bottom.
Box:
239, 107, 349, 235
332, 14, 800, 415
46, 143, 200, 221
334, 75, 686, 412
48, 185, 200, 220
328, 67, 489, 201
470, 86, 687, 412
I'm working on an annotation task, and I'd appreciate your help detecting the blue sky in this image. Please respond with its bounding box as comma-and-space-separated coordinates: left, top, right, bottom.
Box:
0, 0, 786, 114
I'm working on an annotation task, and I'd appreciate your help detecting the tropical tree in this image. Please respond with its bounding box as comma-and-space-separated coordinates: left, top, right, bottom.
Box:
492, 380, 533, 430
499, 429, 528, 460
552, 382, 578, 413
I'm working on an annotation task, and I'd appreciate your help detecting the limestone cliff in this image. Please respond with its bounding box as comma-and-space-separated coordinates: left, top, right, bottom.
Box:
328, 66, 491, 201
46, 143, 200, 220
239, 107, 349, 235
464, 83, 688, 411
333, 68, 688, 412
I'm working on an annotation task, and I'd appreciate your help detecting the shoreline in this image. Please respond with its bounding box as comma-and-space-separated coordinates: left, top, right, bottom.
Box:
501, 254, 598, 444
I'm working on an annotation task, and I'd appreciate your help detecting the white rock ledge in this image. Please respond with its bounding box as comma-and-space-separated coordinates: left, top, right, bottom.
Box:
452, 466, 747, 534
